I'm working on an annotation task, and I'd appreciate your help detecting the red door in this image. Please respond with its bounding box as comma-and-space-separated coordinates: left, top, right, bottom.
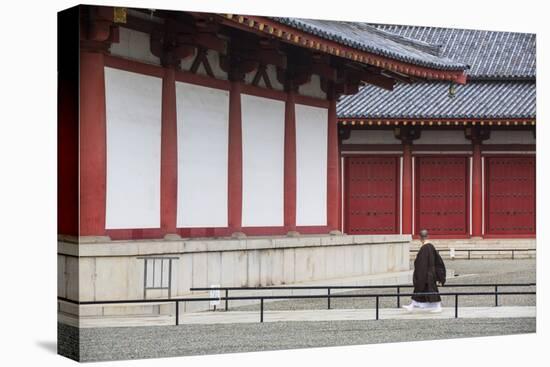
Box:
415, 156, 469, 236
345, 157, 399, 234
485, 156, 535, 235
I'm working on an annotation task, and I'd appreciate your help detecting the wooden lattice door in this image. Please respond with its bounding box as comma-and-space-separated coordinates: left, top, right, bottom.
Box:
345, 156, 399, 234
415, 156, 469, 236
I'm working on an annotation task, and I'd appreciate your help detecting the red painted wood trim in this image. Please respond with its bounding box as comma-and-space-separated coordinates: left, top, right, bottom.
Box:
284, 91, 297, 231
401, 142, 413, 234
219, 15, 467, 84
482, 234, 536, 239
471, 141, 483, 237
482, 144, 536, 152
104, 54, 164, 78
160, 67, 178, 235
240, 83, 287, 101
341, 144, 403, 152
228, 81, 243, 233
413, 144, 472, 152
294, 94, 330, 108
174, 68, 231, 90
338, 140, 343, 232
326, 98, 339, 231
79, 51, 107, 236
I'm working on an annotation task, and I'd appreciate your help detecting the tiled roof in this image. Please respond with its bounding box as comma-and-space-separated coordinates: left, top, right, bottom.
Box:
372, 24, 535, 79
273, 18, 468, 71
337, 80, 535, 119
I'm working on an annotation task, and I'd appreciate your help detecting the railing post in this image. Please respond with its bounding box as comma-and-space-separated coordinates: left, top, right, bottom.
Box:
495, 286, 499, 307
225, 289, 229, 311
396, 286, 400, 308
376, 296, 379, 320
260, 298, 264, 323
327, 287, 331, 310
455, 294, 458, 318
175, 301, 179, 326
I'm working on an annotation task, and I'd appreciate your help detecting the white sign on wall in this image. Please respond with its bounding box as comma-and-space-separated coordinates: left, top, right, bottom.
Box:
241, 94, 285, 227
104, 67, 162, 229
295, 104, 328, 226
175, 82, 230, 228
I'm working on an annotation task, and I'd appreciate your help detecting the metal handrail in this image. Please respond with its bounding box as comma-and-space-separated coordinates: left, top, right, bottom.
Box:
58, 287, 536, 325
190, 282, 535, 310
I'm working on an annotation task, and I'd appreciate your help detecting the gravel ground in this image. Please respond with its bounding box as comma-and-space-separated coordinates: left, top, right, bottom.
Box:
69, 317, 535, 362
59, 259, 536, 362
231, 259, 536, 311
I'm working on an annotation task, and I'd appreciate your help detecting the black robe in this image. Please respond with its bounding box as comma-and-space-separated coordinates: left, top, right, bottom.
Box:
412, 243, 441, 302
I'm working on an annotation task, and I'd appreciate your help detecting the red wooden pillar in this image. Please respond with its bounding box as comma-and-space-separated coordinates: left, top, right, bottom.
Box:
327, 98, 339, 231
284, 91, 297, 232
337, 137, 343, 232
161, 66, 178, 235
471, 140, 483, 237
228, 81, 243, 234
401, 141, 413, 234
79, 50, 107, 236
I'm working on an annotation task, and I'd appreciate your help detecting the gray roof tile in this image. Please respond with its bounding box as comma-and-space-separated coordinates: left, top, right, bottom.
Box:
337, 81, 535, 119
274, 18, 468, 71
371, 24, 535, 78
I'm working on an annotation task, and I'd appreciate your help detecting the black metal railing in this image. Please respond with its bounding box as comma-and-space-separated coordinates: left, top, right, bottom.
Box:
410, 248, 536, 260
191, 282, 535, 311
58, 282, 535, 325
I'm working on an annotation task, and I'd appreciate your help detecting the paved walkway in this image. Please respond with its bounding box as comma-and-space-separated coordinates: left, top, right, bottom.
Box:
64, 306, 535, 328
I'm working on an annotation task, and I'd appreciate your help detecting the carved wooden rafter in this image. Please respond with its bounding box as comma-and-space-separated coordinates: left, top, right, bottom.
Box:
394, 126, 422, 143
465, 126, 491, 143
80, 5, 120, 52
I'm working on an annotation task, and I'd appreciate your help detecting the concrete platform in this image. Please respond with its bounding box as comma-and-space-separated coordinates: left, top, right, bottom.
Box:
64, 306, 535, 328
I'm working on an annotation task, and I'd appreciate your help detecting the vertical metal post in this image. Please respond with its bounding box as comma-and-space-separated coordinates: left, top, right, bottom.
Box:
495, 286, 499, 307
225, 289, 229, 311
143, 258, 148, 299
376, 296, 379, 320
260, 298, 264, 323
175, 301, 179, 326
168, 259, 172, 299
327, 288, 331, 310
397, 286, 401, 308
455, 294, 458, 318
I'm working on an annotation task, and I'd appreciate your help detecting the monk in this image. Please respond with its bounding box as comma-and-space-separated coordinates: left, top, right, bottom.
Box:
403, 229, 446, 313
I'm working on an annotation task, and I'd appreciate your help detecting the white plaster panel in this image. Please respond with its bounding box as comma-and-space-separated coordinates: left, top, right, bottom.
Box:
485, 130, 536, 145
295, 104, 328, 226
176, 82, 230, 227
298, 74, 327, 99
109, 27, 160, 65
416, 130, 469, 145
105, 67, 162, 229
194, 50, 227, 80
344, 130, 397, 144
241, 94, 285, 227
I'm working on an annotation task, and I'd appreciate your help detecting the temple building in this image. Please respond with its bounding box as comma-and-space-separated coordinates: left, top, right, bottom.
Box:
337, 25, 535, 240
58, 5, 474, 317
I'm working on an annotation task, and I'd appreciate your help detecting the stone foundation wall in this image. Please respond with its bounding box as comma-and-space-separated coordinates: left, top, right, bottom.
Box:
58, 234, 410, 317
